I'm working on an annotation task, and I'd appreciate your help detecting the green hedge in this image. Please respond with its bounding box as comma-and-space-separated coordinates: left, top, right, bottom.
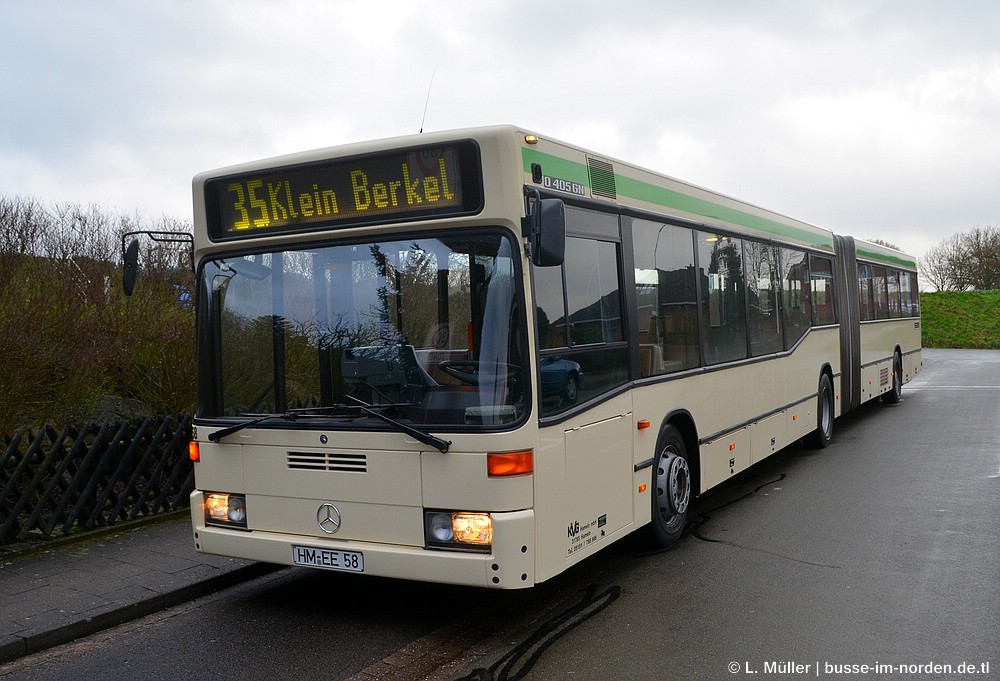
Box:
920, 291, 1000, 349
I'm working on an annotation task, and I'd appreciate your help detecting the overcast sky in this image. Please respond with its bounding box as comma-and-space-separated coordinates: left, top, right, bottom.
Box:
3, 1, 999, 261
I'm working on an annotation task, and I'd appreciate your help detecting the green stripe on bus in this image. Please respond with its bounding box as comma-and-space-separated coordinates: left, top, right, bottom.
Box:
522, 147, 834, 249
522, 148, 590, 185
856, 248, 917, 270
615, 175, 834, 249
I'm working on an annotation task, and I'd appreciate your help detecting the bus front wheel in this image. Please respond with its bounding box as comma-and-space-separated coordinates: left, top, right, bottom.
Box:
650, 425, 691, 548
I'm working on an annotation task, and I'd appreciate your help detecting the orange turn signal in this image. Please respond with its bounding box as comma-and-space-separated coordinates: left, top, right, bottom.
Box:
637, 419, 651, 430
188, 441, 201, 462
487, 450, 533, 477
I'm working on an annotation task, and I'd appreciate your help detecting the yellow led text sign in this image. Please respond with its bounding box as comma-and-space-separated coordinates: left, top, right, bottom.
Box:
207, 143, 480, 238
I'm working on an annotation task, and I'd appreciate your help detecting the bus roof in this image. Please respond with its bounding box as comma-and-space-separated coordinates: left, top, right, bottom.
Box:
194, 124, 916, 268
516, 126, 916, 268
853, 238, 917, 270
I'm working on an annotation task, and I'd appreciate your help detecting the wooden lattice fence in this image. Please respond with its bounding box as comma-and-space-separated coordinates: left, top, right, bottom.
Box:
0, 414, 193, 545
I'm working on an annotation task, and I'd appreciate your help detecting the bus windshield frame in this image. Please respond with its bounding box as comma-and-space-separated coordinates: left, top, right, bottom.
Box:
196, 229, 529, 431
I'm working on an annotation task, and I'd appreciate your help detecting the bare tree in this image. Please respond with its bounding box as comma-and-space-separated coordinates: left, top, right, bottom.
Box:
919, 225, 1000, 291
965, 225, 1000, 290
919, 242, 952, 291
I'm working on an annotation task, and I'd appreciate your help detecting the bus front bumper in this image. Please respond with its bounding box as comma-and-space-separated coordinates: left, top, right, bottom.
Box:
190, 494, 536, 589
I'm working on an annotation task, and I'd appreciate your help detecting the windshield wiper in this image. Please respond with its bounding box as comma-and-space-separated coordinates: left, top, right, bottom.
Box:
208, 411, 296, 442
207, 406, 357, 441
207, 401, 452, 453
342, 395, 451, 453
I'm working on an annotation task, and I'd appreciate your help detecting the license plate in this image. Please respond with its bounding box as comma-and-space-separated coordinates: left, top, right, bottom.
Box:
292, 545, 364, 572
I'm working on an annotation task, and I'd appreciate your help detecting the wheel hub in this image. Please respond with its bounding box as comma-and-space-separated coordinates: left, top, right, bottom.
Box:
656, 451, 691, 517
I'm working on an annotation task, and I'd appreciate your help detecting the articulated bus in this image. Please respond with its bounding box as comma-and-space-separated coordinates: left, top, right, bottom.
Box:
180, 125, 921, 588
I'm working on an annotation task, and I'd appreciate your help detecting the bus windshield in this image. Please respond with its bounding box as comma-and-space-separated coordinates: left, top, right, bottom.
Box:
199, 231, 526, 429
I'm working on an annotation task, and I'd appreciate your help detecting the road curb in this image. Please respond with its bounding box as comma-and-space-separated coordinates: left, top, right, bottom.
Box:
0, 561, 284, 665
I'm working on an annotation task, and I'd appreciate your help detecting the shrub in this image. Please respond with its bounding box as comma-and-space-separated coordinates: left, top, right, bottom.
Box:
920, 290, 1000, 349
0, 196, 195, 434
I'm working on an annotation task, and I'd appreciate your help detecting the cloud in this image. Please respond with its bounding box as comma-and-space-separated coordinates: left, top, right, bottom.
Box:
2, 1, 1000, 261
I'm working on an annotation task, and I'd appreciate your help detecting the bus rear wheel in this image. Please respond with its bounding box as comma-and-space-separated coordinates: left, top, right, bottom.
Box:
881, 351, 902, 404
806, 373, 834, 449
650, 425, 690, 548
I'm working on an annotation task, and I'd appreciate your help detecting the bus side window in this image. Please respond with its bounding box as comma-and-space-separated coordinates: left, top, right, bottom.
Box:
809, 255, 836, 325
907, 271, 920, 316
564, 237, 623, 346
746, 240, 783, 356
899, 269, 912, 316
781, 247, 811, 348
535, 207, 628, 416
697, 232, 748, 365
872, 266, 889, 319
534, 264, 567, 349
631, 219, 699, 375
887, 269, 901, 318
858, 263, 874, 321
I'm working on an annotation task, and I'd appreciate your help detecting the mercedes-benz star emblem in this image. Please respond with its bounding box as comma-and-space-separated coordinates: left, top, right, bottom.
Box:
316, 503, 342, 534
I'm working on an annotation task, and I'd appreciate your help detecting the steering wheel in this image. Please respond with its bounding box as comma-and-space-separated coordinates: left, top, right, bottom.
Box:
437, 360, 521, 386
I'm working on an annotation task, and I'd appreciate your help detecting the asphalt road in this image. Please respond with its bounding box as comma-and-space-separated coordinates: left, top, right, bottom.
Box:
4, 348, 997, 681
501, 347, 1000, 679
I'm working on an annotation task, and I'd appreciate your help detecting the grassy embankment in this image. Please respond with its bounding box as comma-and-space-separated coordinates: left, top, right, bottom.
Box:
920, 291, 1000, 349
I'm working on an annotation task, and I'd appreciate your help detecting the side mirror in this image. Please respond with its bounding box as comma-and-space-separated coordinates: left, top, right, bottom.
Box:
120, 230, 194, 296
530, 198, 565, 267
123, 238, 140, 296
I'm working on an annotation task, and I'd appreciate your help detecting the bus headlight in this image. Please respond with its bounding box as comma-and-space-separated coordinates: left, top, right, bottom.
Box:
424, 511, 492, 551
204, 492, 248, 529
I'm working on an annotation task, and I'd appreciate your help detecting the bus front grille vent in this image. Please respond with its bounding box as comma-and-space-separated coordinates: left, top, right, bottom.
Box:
287, 451, 368, 473
587, 157, 617, 199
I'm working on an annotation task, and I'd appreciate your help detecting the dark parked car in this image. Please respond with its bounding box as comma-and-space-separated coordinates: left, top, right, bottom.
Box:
540, 356, 582, 403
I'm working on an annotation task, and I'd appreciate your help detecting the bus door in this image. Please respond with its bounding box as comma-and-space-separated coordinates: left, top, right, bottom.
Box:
532, 206, 633, 566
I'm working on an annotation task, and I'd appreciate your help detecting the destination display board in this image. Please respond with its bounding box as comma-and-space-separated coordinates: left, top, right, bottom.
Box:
206, 142, 482, 238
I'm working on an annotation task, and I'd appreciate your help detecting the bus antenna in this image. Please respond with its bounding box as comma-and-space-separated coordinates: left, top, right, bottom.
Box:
419, 69, 435, 133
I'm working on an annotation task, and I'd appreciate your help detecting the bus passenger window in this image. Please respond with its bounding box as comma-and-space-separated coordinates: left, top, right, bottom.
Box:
781, 248, 811, 347
872, 266, 889, 319
564, 237, 624, 346
887, 269, 901, 318
698, 232, 747, 365
746, 241, 783, 356
899, 270, 912, 316
906, 272, 919, 316
535, 217, 628, 416
858, 263, 874, 321
631, 220, 699, 375
809, 255, 837, 326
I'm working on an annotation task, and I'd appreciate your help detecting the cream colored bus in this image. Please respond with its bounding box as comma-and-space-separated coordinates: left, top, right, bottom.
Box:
177, 125, 921, 588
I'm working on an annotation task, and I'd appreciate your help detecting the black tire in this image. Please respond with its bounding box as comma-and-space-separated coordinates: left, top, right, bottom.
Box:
806, 373, 834, 449
881, 352, 902, 404
650, 425, 691, 548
